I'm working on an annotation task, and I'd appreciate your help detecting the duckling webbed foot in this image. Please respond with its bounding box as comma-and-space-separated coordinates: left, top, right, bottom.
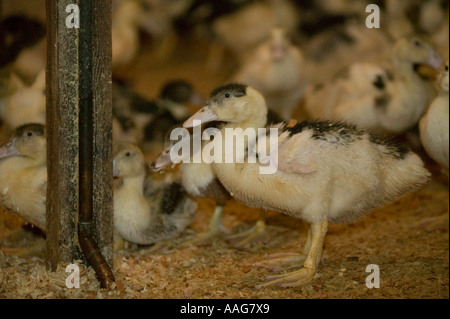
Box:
256, 266, 317, 288
227, 219, 267, 247
255, 221, 327, 288
253, 253, 306, 272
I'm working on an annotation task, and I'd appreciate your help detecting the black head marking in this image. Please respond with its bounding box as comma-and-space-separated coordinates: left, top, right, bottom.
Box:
160, 80, 194, 104
13, 123, 45, 139
209, 83, 247, 105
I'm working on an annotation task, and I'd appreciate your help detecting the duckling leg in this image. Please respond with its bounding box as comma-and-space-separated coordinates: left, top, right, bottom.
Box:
253, 228, 311, 272
182, 205, 226, 246
256, 220, 328, 288
227, 211, 268, 247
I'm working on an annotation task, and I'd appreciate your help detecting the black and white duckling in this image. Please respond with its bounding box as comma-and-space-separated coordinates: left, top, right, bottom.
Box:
233, 26, 306, 120
112, 79, 203, 147
183, 84, 430, 287
2, 70, 46, 134
142, 80, 204, 149
113, 142, 197, 245
150, 126, 233, 245
112, 80, 159, 144
420, 58, 449, 175
306, 37, 443, 135
0, 124, 47, 232
0, 15, 46, 83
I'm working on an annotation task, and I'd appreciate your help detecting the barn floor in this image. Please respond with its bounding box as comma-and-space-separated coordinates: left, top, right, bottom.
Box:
0, 38, 449, 299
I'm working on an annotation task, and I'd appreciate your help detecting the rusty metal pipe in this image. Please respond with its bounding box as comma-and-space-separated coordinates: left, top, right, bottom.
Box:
78, 0, 115, 289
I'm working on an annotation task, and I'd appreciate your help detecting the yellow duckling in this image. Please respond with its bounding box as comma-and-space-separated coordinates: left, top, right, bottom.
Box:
113, 142, 197, 245
184, 84, 430, 287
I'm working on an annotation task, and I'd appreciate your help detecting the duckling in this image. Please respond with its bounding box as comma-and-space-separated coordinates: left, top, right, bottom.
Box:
113, 142, 197, 245
420, 58, 449, 175
233, 26, 306, 120
0, 124, 47, 232
205, 0, 299, 71
0, 15, 46, 83
112, 0, 192, 68
112, 0, 145, 68
183, 84, 430, 287
2, 70, 46, 134
142, 80, 204, 150
151, 126, 232, 245
306, 37, 443, 134
0, 69, 25, 122
112, 80, 159, 144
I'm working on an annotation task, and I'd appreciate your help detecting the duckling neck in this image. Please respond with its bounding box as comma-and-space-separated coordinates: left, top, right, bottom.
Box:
121, 174, 145, 195
393, 58, 427, 87
217, 113, 267, 164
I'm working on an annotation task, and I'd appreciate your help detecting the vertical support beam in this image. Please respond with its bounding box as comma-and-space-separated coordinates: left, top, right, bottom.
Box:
90, 1, 114, 266
46, 0, 80, 270
46, 0, 113, 272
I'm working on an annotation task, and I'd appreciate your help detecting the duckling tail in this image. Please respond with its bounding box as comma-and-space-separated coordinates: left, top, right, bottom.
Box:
383, 150, 431, 200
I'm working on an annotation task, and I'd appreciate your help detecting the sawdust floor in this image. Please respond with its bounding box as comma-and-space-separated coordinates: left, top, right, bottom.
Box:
0, 39, 449, 299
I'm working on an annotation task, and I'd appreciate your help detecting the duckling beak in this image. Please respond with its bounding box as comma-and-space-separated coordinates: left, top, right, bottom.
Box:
427, 49, 444, 70
183, 106, 217, 128
150, 151, 172, 172
0, 141, 20, 160
112, 159, 120, 178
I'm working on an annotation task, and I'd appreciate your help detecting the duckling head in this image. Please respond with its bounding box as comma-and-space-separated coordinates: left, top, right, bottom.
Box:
113, 143, 145, 179
394, 37, 443, 70
437, 58, 449, 93
150, 126, 190, 172
269, 26, 290, 61
183, 84, 267, 128
0, 123, 46, 164
160, 80, 205, 120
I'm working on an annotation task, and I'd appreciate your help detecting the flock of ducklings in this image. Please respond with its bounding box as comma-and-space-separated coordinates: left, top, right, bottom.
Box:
0, 0, 448, 289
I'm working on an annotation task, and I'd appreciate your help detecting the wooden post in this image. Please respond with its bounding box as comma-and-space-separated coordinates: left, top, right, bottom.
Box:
46, 0, 113, 274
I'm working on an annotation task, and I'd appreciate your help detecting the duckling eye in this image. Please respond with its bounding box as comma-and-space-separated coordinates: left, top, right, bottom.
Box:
224, 93, 231, 99
125, 152, 131, 157
26, 132, 33, 137
413, 40, 422, 47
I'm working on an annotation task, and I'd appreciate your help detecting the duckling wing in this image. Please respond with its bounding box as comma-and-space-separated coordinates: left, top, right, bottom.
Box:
275, 137, 318, 175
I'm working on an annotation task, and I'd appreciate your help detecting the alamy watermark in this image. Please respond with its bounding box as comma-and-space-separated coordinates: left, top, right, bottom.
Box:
168, 121, 280, 175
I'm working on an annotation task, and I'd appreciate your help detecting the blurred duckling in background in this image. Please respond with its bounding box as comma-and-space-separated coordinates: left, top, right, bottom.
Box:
0, 15, 46, 84
186, 0, 299, 71
420, 58, 449, 176
112, 80, 159, 144
233, 26, 306, 120
0, 124, 47, 256
2, 70, 46, 134
142, 80, 204, 151
305, 37, 443, 135
112, 79, 203, 148
113, 143, 197, 245
184, 84, 430, 287
0, 69, 26, 124
112, 0, 193, 68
